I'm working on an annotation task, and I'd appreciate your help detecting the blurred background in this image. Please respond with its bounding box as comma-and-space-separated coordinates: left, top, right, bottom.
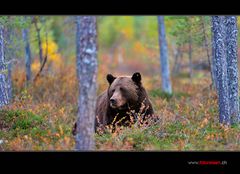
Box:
4, 16, 219, 93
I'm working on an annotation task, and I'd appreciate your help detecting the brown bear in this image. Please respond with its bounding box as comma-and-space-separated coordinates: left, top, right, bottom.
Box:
96, 72, 154, 127
72, 72, 154, 135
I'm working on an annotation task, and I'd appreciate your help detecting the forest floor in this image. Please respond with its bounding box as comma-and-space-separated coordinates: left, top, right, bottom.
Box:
1, 62, 240, 151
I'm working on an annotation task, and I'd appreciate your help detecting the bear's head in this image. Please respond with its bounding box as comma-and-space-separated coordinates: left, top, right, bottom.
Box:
106, 72, 142, 110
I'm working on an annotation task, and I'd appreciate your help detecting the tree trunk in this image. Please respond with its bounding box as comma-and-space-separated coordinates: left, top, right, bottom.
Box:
212, 16, 230, 125
157, 16, 172, 94
175, 46, 183, 75
22, 28, 32, 84
211, 24, 218, 90
75, 16, 97, 150
7, 62, 12, 101
76, 16, 81, 81
172, 43, 180, 75
0, 25, 9, 108
33, 29, 48, 82
201, 16, 215, 88
188, 34, 193, 79
4, 27, 13, 102
34, 20, 43, 64
225, 16, 239, 124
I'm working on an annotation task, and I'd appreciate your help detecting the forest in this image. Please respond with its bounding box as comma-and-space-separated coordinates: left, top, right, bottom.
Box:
0, 16, 239, 151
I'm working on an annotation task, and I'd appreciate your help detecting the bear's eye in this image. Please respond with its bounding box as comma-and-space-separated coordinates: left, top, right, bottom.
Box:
111, 89, 115, 93
119, 87, 124, 91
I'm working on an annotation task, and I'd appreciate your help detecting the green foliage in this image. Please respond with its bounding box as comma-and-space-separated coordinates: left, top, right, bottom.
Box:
128, 130, 159, 150
149, 88, 190, 100
1, 15, 214, 65
95, 110, 240, 150
98, 16, 158, 49
95, 132, 112, 144
29, 16, 55, 57
51, 16, 69, 50
11, 16, 31, 28
150, 89, 173, 100
0, 109, 43, 130
168, 16, 191, 45
165, 121, 185, 133
0, 16, 31, 28
0, 16, 8, 25
0, 16, 32, 63
168, 16, 211, 47
98, 16, 125, 48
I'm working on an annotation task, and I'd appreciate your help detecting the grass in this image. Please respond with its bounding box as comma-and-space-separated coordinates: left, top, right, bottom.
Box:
0, 101, 75, 150
149, 88, 190, 101
1, 62, 240, 151
95, 76, 240, 151
95, 112, 240, 151
0, 110, 44, 130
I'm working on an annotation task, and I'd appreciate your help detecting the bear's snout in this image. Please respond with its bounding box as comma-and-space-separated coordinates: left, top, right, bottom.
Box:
110, 97, 120, 108
109, 90, 126, 109
110, 98, 117, 106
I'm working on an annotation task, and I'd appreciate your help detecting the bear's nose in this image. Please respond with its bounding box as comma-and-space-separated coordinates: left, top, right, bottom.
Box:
110, 99, 117, 105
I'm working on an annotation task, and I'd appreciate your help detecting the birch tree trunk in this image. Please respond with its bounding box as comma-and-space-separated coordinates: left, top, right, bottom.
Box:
75, 16, 97, 150
225, 16, 239, 124
5, 27, 13, 102
0, 25, 9, 108
22, 28, 32, 84
157, 16, 172, 94
212, 16, 230, 125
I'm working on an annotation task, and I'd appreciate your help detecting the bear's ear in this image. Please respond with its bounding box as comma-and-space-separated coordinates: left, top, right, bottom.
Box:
132, 72, 141, 84
106, 74, 116, 85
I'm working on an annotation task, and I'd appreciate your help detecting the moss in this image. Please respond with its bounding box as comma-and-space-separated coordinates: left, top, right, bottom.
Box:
149, 89, 190, 101
0, 109, 44, 130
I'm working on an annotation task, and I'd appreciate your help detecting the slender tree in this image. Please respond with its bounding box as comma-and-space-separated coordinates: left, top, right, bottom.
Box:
33, 28, 48, 82
0, 24, 9, 107
7, 61, 12, 101
225, 16, 239, 124
188, 33, 193, 79
76, 16, 81, 81
157, 16, 172, 94
211, 24, 218, 90
33, 17, 43, 64
212, 16, 230, 125
5, 26, 13, 102
22, 27, 32, 84
201, 16, 215, 88
172, 44, 181, 75
75, 16, 98, 150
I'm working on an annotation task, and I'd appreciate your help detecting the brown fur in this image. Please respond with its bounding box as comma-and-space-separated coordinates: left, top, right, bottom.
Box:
95, 72, 154, 129
72, 72, 154, 135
